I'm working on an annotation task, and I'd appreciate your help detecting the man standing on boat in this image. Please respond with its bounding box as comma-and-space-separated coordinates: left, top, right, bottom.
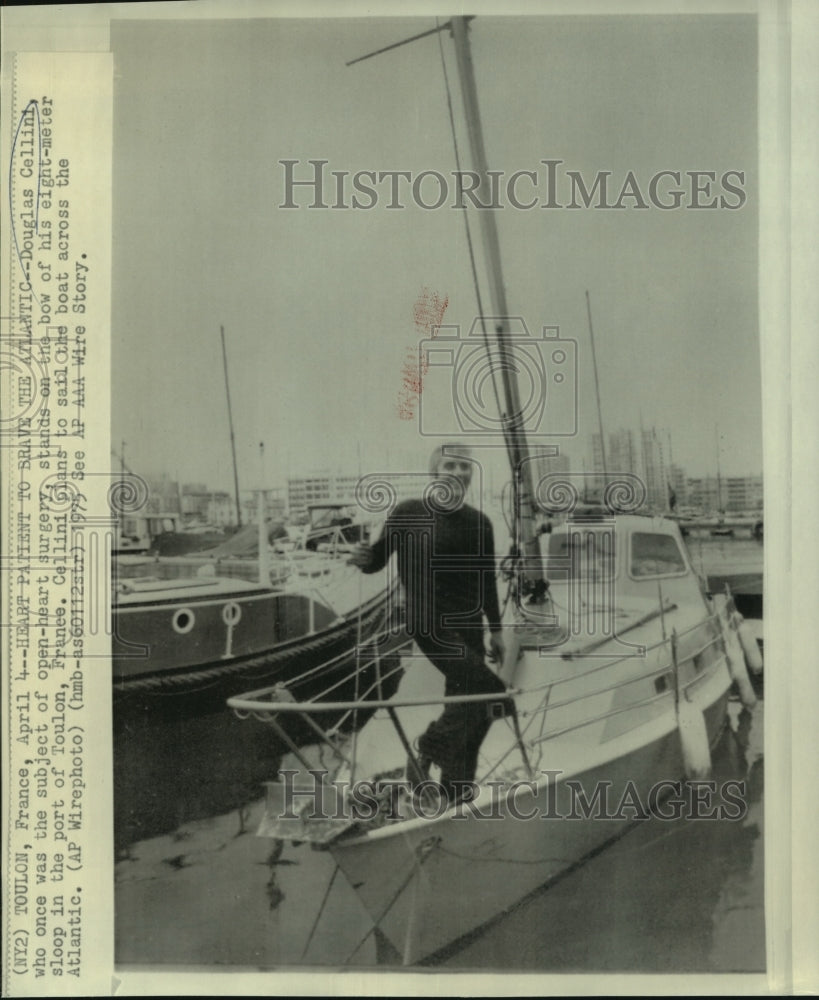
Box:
348, 443, 509, 804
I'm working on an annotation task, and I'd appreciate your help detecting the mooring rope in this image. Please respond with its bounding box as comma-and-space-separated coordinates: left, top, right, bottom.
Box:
300, 862, 341, 962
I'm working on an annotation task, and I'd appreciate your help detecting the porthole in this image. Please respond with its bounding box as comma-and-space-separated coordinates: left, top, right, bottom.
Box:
172, 607, 196, 634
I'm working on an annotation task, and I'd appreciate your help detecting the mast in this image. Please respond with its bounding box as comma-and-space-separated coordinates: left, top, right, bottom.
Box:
665, 431, 674, 513
715, 424, 723, 512
450, 16, 545, 596
220, 324, 243, 527
257, 442, 271, 587
585, 291, 607, 486
638, 409, 647, 507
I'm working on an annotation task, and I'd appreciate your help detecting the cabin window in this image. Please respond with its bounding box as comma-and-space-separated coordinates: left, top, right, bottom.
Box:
630, 532, 686, 578
545, 529, 615, 581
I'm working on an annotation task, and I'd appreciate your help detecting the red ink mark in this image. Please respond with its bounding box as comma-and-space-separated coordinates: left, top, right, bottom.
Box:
398, 287, 449, 420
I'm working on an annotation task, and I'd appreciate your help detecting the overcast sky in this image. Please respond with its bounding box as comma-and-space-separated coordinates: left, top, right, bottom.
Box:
111, 11, 760, 495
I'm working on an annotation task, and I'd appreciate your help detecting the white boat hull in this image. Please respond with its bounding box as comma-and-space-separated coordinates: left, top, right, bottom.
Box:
330, 665, 731, 964
236, 513, 744, 964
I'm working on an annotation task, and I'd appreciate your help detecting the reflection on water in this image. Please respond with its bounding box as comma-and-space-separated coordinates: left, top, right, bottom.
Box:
115, 681, 765, 972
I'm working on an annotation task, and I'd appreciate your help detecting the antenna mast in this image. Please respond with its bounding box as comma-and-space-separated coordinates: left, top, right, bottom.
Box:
715, 424, 723, 512
220, 324, 243, 528
585, 291, 607, 488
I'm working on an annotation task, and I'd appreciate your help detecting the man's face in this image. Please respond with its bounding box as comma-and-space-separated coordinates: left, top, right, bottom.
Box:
435, 455, 473, 493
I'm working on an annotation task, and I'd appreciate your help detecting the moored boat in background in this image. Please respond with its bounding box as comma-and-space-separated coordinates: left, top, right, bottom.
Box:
113, 503, 407, 718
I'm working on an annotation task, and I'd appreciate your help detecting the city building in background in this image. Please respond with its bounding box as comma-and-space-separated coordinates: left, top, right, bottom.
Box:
723, 475, 763, 512
135, 447, 762, 529
588, 427, 761, 514
687, 474, 763, 513
668, 464, 688, 509
133, 477, 287, 528
639, 427, 672, 511
144, 472, 182, 515
286, 472, 362, 522
608, 429, 641, 484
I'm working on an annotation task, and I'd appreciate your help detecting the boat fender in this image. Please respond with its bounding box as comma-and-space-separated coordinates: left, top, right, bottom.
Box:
725, 644, 757, 708
499, 627, 524, 684
677, 696, 712, 780
719, 612, 757, 707
737, 617, 763, 675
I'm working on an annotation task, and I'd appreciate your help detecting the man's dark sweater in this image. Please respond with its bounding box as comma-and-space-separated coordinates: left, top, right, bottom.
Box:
361, 498, 505, 696
362, 497, 501, 632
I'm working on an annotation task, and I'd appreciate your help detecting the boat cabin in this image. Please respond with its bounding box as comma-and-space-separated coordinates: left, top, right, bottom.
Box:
116, 512, 181, 554
541, 511, 704, 609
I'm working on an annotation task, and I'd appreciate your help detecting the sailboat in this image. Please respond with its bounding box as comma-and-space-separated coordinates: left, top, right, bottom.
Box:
226, 17, 762, 964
